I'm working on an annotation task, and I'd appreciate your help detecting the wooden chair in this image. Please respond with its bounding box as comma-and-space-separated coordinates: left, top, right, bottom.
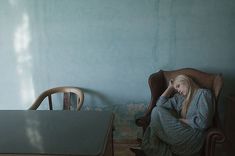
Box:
29, 86, 84, 111
135, 68, 225, 156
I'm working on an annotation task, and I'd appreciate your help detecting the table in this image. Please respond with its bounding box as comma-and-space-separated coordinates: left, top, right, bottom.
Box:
0, 110, 114, 156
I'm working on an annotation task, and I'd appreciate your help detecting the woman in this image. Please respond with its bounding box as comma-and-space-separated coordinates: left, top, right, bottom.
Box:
131, 74, 214, 156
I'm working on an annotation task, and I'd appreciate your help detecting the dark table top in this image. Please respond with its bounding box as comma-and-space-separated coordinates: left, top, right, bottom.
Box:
0, 110, 113, 156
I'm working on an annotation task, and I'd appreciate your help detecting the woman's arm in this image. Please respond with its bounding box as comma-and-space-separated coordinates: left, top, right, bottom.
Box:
156, 80, 179, 110
181, 89, 213, 130
161, 79, 175, 98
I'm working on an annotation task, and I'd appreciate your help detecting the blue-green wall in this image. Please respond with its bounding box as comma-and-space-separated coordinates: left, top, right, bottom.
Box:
0, 0, 235, 140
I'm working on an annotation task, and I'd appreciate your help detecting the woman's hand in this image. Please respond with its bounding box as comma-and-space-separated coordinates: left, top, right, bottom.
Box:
161, 79, 175, 97
179, 118, 188, 125
168, 79, 174, 90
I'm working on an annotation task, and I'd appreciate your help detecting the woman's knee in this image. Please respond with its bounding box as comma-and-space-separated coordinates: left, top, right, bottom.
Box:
150, 106, 164, 124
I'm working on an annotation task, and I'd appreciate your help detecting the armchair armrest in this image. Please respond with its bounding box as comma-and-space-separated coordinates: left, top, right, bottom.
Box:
135, 115, 150, 127
135, 115, 150, 141
204, 128, 226, 156
135, 70, 164, 134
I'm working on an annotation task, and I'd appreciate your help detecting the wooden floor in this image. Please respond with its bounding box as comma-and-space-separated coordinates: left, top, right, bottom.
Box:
114, 143, 136, 156
113, 142, 228, 156
113, 139, 140, 156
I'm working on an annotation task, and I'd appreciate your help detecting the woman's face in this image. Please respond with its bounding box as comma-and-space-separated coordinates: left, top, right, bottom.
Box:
174, 82, 189, 96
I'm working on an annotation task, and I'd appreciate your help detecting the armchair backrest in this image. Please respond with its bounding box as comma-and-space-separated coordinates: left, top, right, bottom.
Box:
148, 68, 223, 128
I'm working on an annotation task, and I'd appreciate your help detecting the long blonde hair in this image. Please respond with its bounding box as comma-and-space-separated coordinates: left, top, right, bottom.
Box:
174, 74, 199, 118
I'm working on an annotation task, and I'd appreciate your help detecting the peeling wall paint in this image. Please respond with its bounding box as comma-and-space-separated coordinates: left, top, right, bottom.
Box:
83, 103, 146, 140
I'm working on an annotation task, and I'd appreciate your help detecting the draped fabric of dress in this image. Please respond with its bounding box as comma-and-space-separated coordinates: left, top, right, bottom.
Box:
141, 89, 213, 156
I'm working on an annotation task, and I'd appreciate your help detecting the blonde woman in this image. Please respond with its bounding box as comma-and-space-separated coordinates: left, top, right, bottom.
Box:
131, 74, 214, 156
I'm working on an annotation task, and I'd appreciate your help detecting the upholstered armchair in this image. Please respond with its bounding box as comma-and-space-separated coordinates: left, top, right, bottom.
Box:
135, 68, 225, 156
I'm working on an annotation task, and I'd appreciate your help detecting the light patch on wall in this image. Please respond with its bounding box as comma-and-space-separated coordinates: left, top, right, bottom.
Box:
14, 14, 31, 53
14, 13, 35, 108
9, 0, 18, 7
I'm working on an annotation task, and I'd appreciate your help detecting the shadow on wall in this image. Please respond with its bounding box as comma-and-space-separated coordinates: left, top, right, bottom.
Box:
218, 75, 235, 126
79, 87, 113, 111
223, 75, 235, 95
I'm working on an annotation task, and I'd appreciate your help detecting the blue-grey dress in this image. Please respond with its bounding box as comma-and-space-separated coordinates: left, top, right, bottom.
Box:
141, 89, 213, 156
